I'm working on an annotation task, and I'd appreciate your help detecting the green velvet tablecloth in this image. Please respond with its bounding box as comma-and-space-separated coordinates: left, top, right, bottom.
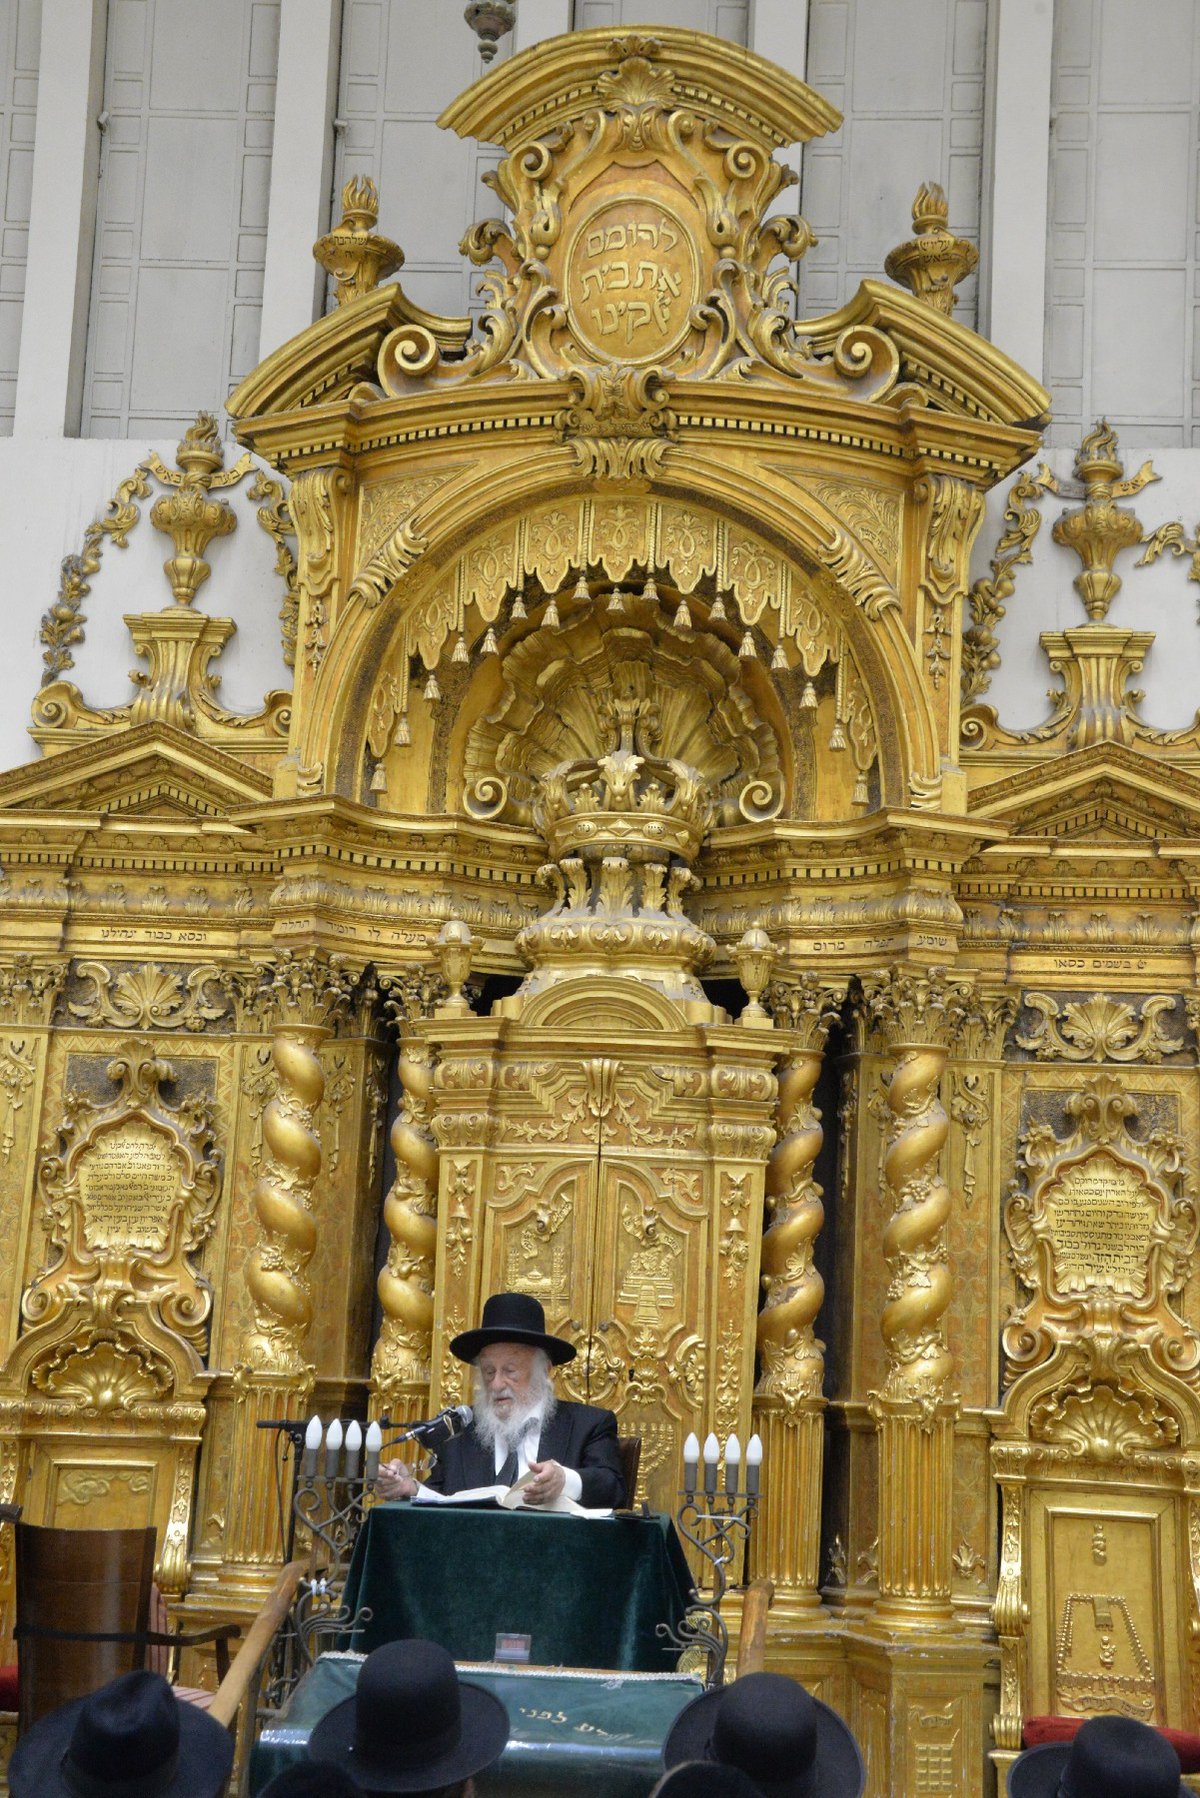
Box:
341, 1504, 694, 1670
251, 1654, 704, 1797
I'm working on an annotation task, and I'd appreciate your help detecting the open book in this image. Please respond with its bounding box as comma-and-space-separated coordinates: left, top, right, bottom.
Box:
411, 1467, 612, 1517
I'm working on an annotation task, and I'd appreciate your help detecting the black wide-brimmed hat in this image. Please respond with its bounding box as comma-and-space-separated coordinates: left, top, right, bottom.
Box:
450, 1290, 576, 1366
653, 1762, 766, 1797
1010, 1715, 1186, 1798
259, 1761, 363, 1796
8, 1668, 233, 1798
663, 1673, 865, 1798
308, 1639, 509, 1794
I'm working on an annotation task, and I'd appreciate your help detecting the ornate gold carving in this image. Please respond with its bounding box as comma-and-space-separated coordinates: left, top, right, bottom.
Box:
1003, 1076, 1199, 1383
39, 462, 152, 684
240, 1026, 327, 1376
1029, 1382, 1177, 1460
863, 971, 971, 1402
917, 476, 985, 691
314, 175, 403, 306
884, 183, 977, 317
24, 1049, 219, 1361
1043, 420, 1158, 621
31, 415, 294, 758
555, 363, 676, 480
756, 977, 846, 1403
1138, 515, 1200, 594
1015, 992, 1184, 1063
382, 32, 903, 406
148, 414, 240, 607
961, 468, 1048, 706
0, 956, 67, 1027
372, 974, 446, 1418
68, 962, 230, 1032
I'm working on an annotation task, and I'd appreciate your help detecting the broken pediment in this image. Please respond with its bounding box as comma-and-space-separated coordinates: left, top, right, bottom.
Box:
968, 743, 1200, 846
230, 28, 1048, 438
0, 724, 272, 823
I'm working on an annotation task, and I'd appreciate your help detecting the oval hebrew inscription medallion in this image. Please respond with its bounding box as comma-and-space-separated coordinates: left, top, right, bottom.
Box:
565, 198, 699, 365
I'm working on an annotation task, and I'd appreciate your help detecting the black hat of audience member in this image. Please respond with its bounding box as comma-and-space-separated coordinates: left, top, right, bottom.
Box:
8, 1668, 234, 1798
652, 1762, 766, 1797
663, 1672, 865, 1798
1010, 1715, 1186, 1798
259, 1762, 364, 1797
450, 1290, 576, 1365
308, 1639, 509, 1794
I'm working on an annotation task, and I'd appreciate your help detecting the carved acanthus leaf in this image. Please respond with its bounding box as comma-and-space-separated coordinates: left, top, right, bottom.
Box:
1015, 992, 1185, 1063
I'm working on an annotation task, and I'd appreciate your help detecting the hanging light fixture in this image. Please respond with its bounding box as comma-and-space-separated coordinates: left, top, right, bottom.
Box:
464, 0, 514, 63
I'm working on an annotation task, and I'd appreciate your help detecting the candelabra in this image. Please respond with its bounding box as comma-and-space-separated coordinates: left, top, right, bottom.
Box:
658, 1431, 763, 1688
262, 1415, 387, 1708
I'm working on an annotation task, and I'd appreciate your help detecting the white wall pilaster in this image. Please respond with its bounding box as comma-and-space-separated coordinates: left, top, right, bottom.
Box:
13, 0, 106, 437
980, 0, 1053, 379
749, 0, 809, 80
259, 0, 340, 361
514, 0, 573, 53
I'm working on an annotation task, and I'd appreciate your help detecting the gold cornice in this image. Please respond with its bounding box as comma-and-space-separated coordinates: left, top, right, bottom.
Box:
439, 25, 842, 151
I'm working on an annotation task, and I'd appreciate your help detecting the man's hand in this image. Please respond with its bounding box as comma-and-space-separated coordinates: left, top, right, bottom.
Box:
376, 1458, 418, 1501
523, 1459, 566, 1506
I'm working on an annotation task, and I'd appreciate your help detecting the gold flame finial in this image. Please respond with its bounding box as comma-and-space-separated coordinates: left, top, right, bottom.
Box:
884, 181, 977, 317
314, 173, 404, 307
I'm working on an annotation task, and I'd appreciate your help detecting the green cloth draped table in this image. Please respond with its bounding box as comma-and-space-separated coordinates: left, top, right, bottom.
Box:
340, 1504, 695, 1669
251, 1654, 704, 1796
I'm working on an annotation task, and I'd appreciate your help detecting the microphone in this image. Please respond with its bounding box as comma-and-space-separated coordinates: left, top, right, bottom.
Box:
397, 1404, 473, 1451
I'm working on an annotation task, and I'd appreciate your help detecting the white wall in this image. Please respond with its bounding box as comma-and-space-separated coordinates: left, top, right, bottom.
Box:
1, 0, 1200, 778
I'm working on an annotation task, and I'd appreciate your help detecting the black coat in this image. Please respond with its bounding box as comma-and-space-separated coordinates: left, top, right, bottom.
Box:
423, 1401, 626, 1508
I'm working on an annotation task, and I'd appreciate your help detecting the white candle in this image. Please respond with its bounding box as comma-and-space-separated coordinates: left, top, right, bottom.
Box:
344, 1419, 363, 1480
303, 1415, 322, 1478
725, 1433, 741, 1496
746, 1433, 763, 1497
683, 1432, 700, 1497
365, 1420, 382, 1485
702, 1432, 720, 1499
324, 1417, 343, 1480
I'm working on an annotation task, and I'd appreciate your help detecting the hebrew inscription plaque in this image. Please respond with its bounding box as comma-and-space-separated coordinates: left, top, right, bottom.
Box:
1044, 1151, 1156, 1299
78, 1120, 180, 1253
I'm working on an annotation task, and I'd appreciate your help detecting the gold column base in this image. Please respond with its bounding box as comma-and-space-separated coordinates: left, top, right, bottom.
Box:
872, 1396, 958, 1629
751, 1397, 826, 1614
845, 1625, 999, 1798
216, 1368, 314, 1604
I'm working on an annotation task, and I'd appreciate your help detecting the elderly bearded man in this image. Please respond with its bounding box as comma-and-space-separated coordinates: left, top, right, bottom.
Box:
377, 1292, 627, 1509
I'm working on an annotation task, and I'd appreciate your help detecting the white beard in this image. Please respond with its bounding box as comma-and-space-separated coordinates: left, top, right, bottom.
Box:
472, 1367, 557, 1457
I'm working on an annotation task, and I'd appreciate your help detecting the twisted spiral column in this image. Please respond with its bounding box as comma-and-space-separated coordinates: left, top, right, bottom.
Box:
753, 1047, 827, 1610
862, 970, 968, 1628
224, 1023, 327, 1598
243, 1027, 327, 1373
751, 977, 843, 1621
879, 1043, 954, 1401
371, 1042, 439, 1423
